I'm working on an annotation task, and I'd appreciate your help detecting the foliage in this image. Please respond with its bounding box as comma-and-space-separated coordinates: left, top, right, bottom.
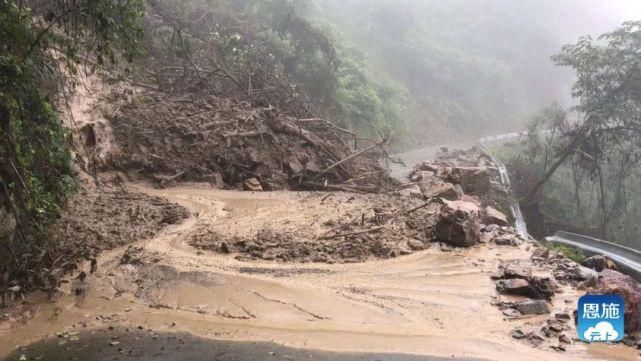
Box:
498, 22, 641, 247
545, 243, 586, 264
141, 0, 406, 138
0, 0, 144, 296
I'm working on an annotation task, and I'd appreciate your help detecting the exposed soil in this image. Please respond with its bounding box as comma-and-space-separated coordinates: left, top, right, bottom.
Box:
52, 185, 188, 256
108, 92, 396, 192
189, 192, 440, 263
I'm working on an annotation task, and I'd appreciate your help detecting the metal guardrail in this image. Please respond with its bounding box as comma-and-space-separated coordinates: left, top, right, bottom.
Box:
545, 231, 641, 282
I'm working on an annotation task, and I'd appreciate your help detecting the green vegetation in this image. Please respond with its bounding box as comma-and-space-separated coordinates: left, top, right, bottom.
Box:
545, 243, 586, 264
0, 0, 144, 292
501, 21, 641, 248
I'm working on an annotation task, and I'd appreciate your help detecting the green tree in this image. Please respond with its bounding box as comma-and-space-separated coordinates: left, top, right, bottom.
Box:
0, 0, 144, 294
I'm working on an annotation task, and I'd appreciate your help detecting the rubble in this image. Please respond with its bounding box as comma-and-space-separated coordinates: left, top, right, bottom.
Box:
434, 200, 481, 247
110, 93, 396, 192
485, 206, 508, 226
596, 269, 641, 333
582, 255, 618, 272
514, 299, 551, 315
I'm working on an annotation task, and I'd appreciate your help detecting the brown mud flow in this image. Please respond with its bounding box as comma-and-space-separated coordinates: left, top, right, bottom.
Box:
1, 184, 635, 361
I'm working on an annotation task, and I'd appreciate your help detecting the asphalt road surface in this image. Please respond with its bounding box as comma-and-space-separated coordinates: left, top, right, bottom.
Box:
3, 330, 487, 361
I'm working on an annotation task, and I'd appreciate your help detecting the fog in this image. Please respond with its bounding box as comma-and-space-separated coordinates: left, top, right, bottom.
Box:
304, 0, 641, 145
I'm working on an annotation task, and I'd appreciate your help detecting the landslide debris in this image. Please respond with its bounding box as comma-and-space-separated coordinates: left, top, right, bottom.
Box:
190, 193, 441, 263
109, 92, 396, 193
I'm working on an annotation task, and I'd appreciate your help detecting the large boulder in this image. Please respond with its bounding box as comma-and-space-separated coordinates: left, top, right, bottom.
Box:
435, 200, 481, 247
583, 255, 619, 272
420, 181, 461, 201
597, 269, 641, 333
450, 167, 492, 196
485, 206, 508, 227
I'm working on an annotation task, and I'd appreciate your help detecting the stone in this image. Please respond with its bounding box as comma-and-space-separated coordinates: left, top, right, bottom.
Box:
485, 206, 508, 227
582, 255, 618, 272
407, 239, 426, 251
597, 269, 641, 333
496, 278, 530, 296
555, 311, 571, 323
435, 200, 481, 247
451, 166, 491, 196
497, 263, 532, 280
493, 234, 521, 246
559, 334, 572, 344
528, 276, 556, 300
420, 181, 461, 200
514, 299, 550, 315
511, 329, 527, 339
243, 177, 263, 191
503, 308, 522, 317
531, 247, 550, 260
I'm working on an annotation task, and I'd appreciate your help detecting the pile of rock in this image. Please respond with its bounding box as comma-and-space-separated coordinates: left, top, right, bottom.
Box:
406, 148, 521, 249
492, 262, 556, 302
511, 311, 574, 351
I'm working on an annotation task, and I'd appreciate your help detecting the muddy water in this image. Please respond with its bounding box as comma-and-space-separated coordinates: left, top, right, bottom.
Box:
0, 184, 635, 361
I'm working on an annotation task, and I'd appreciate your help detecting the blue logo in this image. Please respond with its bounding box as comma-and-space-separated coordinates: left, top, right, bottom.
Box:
578, 294, 624, 342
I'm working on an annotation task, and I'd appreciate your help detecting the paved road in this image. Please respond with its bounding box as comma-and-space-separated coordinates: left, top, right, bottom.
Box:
3, 331, 487, 361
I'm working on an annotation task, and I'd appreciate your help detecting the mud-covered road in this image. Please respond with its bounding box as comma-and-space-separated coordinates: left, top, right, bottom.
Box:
2, 183, 636, 361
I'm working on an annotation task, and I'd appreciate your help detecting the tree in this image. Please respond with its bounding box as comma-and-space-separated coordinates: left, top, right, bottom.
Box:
0, 0, 144, 295
525, 21, 641, 201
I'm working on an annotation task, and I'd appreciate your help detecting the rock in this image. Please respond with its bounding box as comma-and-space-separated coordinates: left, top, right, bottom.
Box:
503, 308, 522, 317
435, 200, 481, 247
496, 263, 532, 280
243, 178, 263, 191
622, 335, 636, 347
582, 255, 618, 272
496, 278, 531, 296
451, 167, 491, 196
514, 299, 550, 315
528, 276, 556, 300
407, 239, 426, 251
527, 332, 546, 347
597, 269, 641, 333
420, 181, 461, 200
550, 345, 566, 352
555, 311, 571, 323
204, 172, 225, 188
399, 184, 423, 198
559, 334, 572, 344
485, 206, 508, 227
493, 234, 521, 246
414, 162, 440, 174
554, 264, 598, 287
511, 329, 527, 339
531, 247, 550, 260
439, 242, 453, 252
547, 319, 568, 333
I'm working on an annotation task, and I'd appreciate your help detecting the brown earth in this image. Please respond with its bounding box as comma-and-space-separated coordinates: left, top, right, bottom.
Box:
106, 91, 396, 193
189, 192, 440, 263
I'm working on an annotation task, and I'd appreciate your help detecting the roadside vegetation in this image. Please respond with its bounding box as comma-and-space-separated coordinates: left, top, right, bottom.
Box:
501, 22, 641, 248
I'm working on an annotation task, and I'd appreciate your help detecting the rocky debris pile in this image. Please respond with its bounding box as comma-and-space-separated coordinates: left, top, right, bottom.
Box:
404, 147, 523, 248
510, 311, 574, 351
480, 224, 524, 246
190, 195, 441, 263
582, 255, 619, 272
109, 92, 396, 193
596, 269, 641, 333
492, 262, 556, 301
53, 187, 188, 253
408, 147, 512, 210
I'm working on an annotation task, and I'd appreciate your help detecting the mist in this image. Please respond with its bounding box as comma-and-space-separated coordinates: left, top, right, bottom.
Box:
298, 0, 641, 147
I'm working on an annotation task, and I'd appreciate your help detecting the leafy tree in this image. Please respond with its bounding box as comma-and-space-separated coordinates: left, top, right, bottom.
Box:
0, 0, 144, 294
